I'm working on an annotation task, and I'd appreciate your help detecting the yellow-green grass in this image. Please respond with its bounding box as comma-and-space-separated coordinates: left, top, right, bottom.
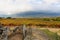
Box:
0, 18, 60, 27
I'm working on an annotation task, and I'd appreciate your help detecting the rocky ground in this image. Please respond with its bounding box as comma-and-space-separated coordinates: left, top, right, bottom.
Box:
2, 27, 60, 40
7, 28, 49, 40
24, 28, 49, 40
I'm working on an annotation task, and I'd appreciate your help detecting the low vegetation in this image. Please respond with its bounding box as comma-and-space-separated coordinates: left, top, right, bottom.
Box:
0, 17, 60, 28
41, 29, 60, 40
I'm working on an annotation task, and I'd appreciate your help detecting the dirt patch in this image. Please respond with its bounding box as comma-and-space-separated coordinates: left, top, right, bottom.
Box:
8, 33, 23, 40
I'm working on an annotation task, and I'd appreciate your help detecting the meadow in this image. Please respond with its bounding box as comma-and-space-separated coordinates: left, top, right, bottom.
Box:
0, 17, 60, 28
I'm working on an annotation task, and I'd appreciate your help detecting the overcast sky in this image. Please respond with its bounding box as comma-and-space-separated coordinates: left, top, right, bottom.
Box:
0, 0, 60, 15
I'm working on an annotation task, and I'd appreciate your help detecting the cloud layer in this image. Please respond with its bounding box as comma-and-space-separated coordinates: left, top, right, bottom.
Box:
0, 0, 60, 15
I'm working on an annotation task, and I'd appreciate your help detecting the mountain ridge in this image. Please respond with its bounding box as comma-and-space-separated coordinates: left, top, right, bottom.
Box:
11, 11, 60, 18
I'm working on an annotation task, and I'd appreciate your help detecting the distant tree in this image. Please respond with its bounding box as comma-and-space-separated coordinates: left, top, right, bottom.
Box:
43, 18, 50, 21
6, 17, 12, 19
56, 18, 60, 21
0, 17, 2, 19
51, 19, 56, 21
52, 17, 60, 21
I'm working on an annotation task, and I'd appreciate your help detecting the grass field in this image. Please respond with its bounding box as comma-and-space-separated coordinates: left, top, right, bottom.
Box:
0, 17, 60, 28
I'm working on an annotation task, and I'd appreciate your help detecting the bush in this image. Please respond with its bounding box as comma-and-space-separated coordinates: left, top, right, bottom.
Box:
6, 17, 12, 19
